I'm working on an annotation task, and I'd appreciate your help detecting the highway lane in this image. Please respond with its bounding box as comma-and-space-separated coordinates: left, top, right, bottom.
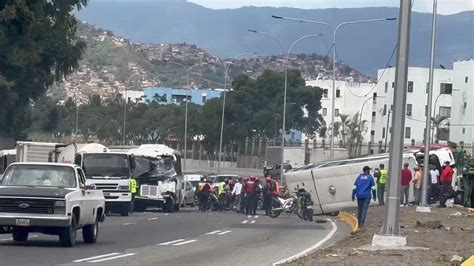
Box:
0, 208, 337, 266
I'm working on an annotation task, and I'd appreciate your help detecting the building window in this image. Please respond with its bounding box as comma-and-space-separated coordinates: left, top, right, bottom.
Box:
462, 128, 466, 134
323, 89, 328, 98
373, 92, 377, 104
202, 95, 207, 103
440, 83, 453, 94
336, 89, 341, 98
382, 127, 386, 139
392, 82, 395, 88
405, 127, 411, 139
371, 130, 375, 136
407, 104, 412, 116
384, 82, 388, 93
389, 127, 392, 133
322, 108, 327, 116
407, 81, 414, 92
335, 108, 340, 117
466, 76, 469, 83
425, 105, 428, 116
439, 106, 451, 117
426, 82, 429, 93
383, 104, 387, 115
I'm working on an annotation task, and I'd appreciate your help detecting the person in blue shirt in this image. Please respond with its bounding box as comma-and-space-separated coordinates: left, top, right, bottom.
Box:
352, 166, 377, 228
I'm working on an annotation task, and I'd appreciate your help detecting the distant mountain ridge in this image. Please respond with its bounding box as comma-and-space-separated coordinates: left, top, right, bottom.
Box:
76, 1, 473, 76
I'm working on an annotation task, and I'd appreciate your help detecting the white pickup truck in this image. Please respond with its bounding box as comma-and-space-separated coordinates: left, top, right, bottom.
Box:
0, 163, 106, 247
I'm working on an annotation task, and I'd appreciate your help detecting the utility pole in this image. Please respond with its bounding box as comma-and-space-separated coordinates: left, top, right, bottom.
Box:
418, 0, 438, 213
373, 0, 412, 246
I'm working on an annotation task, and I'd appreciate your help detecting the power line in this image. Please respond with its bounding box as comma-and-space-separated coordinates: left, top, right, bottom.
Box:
335, 43, 398, 98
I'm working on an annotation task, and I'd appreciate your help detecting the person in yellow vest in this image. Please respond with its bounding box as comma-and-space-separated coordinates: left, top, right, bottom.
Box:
375, 163, 388, 206
130, 178, 138, 199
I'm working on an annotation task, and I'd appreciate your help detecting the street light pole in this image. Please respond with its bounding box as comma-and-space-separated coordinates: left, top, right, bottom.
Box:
217, 52, 258, 175
418, 0, 438, 212
123, 73, 141, 145
248, 30, 324, 185
272, 15, 396, 159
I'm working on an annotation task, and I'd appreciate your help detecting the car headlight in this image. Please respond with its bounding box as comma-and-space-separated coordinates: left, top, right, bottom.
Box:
119, 185, 130, 191
54, 207, 65, 215
54, 201, 65, 207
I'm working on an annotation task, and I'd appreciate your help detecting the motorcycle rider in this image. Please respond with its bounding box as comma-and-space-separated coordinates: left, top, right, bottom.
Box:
263, 175, 277, 215
243, 176, 259, 215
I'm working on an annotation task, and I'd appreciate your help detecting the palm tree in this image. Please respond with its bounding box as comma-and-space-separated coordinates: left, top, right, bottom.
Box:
345, 112, 368, 157
431, 115, 449, 142
338, 113, 351, 147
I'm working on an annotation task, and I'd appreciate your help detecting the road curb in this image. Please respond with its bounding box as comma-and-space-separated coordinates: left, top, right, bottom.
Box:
339, 211, 358, 232
462, 255, 474, 266
272, 218, 338, 265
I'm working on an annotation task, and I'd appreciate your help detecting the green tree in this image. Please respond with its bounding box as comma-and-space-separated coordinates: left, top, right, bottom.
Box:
0, 0, 88, 139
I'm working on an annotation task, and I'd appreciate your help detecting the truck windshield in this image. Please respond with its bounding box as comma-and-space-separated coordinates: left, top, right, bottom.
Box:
1, 165, 76, 188
82, 154, 130, 179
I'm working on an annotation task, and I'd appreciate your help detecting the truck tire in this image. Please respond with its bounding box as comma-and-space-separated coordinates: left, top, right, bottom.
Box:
59, 215, 77, 247
82, 217, 99, 244
12, 228, 29, 242
120, 206, 130, 217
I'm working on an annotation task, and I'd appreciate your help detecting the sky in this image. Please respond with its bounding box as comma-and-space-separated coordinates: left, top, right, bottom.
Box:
187, 0, 474, 15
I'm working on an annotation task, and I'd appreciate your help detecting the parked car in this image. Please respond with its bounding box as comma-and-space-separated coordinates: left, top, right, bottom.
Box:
0, 163, 106, 247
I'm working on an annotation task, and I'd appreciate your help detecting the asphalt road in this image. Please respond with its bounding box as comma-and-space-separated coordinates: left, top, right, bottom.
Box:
0, 208, 337, 266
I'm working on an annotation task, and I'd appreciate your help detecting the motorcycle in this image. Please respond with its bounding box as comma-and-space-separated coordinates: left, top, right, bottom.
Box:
269, 194, 300, 218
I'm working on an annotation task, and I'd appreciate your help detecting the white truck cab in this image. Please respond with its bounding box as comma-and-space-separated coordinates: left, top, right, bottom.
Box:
0, 162, 105, 247
55, 143, 136, 216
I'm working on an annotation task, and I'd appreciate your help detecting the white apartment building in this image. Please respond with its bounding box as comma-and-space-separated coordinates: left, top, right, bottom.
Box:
450, 60, 474, 144
373, 67, 454, 146
305, 79, 376, 144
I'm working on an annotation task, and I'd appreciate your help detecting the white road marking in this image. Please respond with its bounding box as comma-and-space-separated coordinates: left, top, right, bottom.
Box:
157, 239, 185, 246
217, 230, 231, 235
250, 220, 256, 224
241, 220, 248, 224
206, 230, 222, 235
0, 238, 13, 242
254, 215, 259, 219
89, 253, 136, 263
272, 218, 338, 266
165, 213, 170, 216
147, 217, 158, 221
123, 222, 136, 226
73, 253, 120, 262
172, 239, 197, 246
247, 215, 251, 218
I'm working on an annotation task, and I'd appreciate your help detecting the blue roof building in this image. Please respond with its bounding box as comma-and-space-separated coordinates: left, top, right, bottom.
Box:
143, 87, 222, 105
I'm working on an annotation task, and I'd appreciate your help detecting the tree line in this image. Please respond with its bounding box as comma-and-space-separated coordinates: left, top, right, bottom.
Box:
27, 70, 325, 152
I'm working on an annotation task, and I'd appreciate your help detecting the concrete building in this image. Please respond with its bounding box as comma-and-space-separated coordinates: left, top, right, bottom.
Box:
121, 90, 145, 103
450, 60, 474, 145
143, 87, 222, 105
305, 80, 377, 144
373, 67, 454, 146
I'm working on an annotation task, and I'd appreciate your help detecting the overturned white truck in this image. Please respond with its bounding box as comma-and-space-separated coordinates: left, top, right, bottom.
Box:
129, 144, 185, 213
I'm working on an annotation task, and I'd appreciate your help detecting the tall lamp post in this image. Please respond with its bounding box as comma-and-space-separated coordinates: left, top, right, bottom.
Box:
164, 61, 206, 172
123, 73, 141, 145
272, 15, 396, 159
217, 52, 258, 174
248, 30, 325, 185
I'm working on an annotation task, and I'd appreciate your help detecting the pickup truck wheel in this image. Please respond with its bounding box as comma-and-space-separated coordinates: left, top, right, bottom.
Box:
59, 215, 77, 247
12, 228, 29, 242
82, 217, 98, 244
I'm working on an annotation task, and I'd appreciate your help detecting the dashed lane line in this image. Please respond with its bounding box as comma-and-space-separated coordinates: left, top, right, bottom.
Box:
206, 230, 222, 235
0, 234, 38, 242
123, 222, 136, 226
241, 220, 248, 224
172, 239, 197, 246
250, 220, 256, 224
217, 230, 231, 235
157, 239, 185, 246
147, 217, 158, 221
88, 253, 136, 263
73, 253, 120, 263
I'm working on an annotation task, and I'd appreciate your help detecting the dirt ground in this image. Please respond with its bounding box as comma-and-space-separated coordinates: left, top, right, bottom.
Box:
290, 205, 474, 266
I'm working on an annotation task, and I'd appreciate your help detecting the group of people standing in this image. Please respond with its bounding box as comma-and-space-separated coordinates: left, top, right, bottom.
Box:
196, 175, 281, 215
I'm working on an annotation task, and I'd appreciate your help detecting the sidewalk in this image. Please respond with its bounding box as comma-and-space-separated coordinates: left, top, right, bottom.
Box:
290, 205, 474, 265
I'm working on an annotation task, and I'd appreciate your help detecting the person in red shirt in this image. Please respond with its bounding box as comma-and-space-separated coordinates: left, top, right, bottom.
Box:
439, 161, 454, 207
400, 163, 412, 206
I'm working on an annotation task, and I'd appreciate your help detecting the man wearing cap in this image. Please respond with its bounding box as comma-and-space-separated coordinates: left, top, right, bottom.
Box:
352, 166, 376, 228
